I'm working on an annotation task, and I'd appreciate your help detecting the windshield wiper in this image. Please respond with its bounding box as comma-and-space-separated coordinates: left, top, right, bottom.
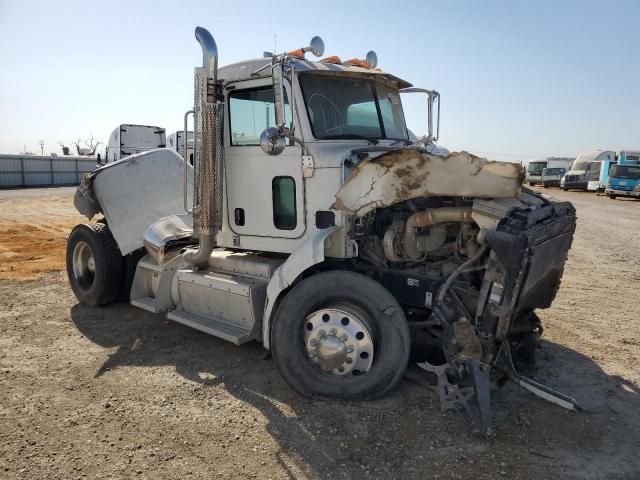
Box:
324, 134, 379, 145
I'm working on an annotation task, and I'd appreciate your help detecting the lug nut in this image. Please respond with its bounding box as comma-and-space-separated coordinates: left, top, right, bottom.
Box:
310, 339, 318, 346
340, 334, 348, 342
329, 328, 337, 336
318, 330, 326, 338
347, 346, 354, 353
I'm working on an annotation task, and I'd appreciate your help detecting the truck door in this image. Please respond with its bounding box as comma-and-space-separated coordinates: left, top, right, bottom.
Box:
224, 80, 305, 239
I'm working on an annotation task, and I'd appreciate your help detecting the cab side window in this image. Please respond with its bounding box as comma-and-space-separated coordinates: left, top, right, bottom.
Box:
272, 176, 296, 230
228, 87, 292, 146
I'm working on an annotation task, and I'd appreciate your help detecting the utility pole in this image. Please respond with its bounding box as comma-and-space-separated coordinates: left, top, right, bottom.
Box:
39, 139, 45, 156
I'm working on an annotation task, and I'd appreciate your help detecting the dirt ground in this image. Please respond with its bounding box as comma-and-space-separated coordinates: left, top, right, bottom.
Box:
1, 186, 639, 479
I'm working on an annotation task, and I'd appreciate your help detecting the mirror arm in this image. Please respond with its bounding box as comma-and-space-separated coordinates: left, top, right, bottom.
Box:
283, 133, 308, 156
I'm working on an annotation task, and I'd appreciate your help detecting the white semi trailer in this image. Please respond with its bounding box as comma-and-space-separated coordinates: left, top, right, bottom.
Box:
68, 27, 578, 434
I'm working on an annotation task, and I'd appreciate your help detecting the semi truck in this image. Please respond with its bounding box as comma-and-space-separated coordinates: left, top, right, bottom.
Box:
606, 150, 640, 199
541, 167, 568, 188
105, 124, 166, 163
562, 150, 615, 191
67, 27, 578, 434
526, 157, 573, 186
167, 130, 194, 165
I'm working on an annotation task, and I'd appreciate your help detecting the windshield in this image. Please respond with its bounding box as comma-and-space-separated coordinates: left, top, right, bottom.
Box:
572, 161, 591, 171
527, 162, 546, 173
610, 165, 640, 179
543, 168, 565, 175
299, 73, 408, 141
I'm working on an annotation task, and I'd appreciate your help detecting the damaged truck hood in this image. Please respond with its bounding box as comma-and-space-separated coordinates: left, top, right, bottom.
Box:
333, 149, 524, 216
74, 148, 193, 255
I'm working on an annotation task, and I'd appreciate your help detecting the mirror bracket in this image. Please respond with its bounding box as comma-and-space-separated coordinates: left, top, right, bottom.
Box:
400, 87, 441, 145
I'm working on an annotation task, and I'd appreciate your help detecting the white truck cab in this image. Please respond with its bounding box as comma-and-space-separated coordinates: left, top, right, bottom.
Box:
105, 124, 166, 163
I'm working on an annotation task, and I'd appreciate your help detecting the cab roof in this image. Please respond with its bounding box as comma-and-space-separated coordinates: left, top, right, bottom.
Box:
218, 57, 412, 88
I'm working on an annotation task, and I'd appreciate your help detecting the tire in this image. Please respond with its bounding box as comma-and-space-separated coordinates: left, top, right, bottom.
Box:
562, 187, 568, 191
528, 182, 535, 186
543, 184, 548, 188
271, 270, 411, 400
609, 194, 617, 200
66, 223, 124, 307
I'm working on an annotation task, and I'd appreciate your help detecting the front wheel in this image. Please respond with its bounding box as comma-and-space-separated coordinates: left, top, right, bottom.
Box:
609, 194, 617, 199
271, 270, 410, 400
66, 223, 124, 307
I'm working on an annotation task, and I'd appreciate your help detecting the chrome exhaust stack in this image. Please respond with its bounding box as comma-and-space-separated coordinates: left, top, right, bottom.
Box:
185, 26, 223, 267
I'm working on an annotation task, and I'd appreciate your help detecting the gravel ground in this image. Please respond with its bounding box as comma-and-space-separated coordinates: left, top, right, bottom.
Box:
0, 186, 639, 479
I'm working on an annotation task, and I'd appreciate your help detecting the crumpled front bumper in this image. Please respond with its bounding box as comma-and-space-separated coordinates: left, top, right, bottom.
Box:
605, 188, 640, 198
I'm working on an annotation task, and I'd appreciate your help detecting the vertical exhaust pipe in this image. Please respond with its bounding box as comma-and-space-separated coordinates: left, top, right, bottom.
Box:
185, 27, 222, 267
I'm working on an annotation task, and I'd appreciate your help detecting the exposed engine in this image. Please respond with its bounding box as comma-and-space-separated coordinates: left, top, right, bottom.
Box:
351, 190, 578, 434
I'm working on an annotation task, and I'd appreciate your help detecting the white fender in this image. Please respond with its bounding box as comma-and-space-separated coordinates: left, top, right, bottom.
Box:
262, 226, 338, 348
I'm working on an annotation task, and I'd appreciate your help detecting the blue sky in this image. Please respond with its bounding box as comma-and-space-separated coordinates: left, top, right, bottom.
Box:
0, 0, 638, 160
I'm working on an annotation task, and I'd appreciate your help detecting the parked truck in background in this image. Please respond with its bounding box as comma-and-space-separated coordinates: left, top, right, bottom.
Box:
167, 130, 194, 165
105, 124, 166, 163
562, 150, 616, 191
67, 27, 578, 435
541, 167, 567, 188
606, 150, 640, 199
587, 158, 616, 192
527, 157, 573, 186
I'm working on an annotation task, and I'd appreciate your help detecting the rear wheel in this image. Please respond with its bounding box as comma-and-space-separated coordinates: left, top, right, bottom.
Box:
66, 223, 123, 306
271, 270, 410, 400
609, 194, 617, 199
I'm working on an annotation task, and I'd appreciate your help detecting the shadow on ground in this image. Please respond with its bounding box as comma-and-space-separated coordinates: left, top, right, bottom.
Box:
70, 303, 640, 479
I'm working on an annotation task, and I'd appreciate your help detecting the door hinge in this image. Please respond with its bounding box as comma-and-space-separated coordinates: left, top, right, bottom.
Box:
302, 155, 315, 178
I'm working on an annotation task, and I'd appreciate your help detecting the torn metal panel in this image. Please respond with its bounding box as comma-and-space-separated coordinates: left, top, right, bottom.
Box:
333, 149, 524, 216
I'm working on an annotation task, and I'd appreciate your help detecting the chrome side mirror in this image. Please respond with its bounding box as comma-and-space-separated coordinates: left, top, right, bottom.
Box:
260, 127, 286, 156
400, 87, 441, 144
272, 62, 286, 131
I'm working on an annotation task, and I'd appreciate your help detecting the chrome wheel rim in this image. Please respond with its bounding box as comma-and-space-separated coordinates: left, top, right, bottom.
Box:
303, 306, 374, 376
72, 241, 95, 288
